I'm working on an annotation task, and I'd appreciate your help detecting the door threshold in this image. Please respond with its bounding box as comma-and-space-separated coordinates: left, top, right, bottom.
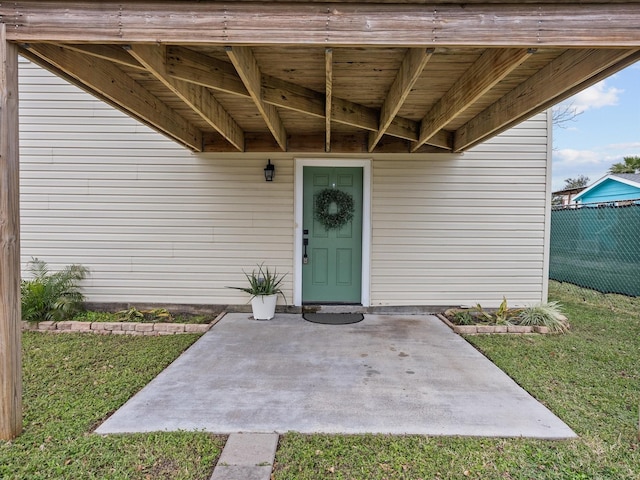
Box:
302, 304, 366, 314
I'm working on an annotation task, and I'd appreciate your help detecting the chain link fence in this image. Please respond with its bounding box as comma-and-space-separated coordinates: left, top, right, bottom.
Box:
550, 199, 640, 297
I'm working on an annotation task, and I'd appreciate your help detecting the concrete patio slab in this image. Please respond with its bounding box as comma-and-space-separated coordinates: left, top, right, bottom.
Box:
96, 313, 575, 438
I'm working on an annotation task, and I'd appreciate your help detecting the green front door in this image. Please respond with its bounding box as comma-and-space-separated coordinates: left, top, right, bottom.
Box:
303, 166, 363, 304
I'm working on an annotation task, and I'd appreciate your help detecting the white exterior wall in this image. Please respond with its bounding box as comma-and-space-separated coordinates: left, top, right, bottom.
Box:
371, 129, 549, 306
19, 59, 551, 308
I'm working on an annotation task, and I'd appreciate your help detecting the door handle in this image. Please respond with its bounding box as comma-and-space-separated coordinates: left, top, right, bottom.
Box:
303, 230, 309, 264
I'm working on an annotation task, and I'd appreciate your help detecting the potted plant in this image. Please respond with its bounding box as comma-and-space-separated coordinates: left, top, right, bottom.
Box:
228, 263, 287, 320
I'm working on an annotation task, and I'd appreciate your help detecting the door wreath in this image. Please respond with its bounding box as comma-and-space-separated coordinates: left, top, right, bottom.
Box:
314, 188, 355, 230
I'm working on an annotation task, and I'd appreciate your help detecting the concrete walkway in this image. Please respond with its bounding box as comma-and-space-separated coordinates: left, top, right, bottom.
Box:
96, 313, 575, 438
210, 433, 277, 480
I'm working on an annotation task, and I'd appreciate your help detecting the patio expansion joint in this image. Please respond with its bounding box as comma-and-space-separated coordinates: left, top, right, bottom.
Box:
210, 432, 279, 480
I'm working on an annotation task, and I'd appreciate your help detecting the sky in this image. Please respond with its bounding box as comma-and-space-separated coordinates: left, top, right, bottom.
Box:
551, 61, 640, 192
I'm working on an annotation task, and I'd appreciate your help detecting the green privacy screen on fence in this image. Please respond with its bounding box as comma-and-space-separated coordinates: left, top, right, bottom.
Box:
550, 200, 640, 297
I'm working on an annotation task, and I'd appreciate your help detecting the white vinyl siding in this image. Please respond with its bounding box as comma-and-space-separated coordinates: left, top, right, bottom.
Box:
19, 59, 550, 308
371, 118, 550, 307
19, 60, 295, 305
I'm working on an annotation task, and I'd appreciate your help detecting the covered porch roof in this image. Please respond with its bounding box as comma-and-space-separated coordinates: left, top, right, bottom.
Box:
2, 1, 640, 440
3, 1, 640, 154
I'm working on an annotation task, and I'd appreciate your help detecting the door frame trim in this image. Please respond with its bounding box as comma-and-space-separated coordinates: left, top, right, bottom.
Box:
294, 158, 372, 307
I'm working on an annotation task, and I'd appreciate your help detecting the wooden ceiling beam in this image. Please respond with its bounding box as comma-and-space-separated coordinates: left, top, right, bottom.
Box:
25, 44, 203, 151
63, 44, 145, 70
325, 48, 333, 153
262, 76, 325, 118
3, 3, 640, 47
170, 47, 451, 149
226, 46, 287, 151
203, 132, 450, 154
369, 48, 433, 152
454, 48, 640, 152
167, 46, 248, 97
129, 44, 244, 151
412, 48, 533, 152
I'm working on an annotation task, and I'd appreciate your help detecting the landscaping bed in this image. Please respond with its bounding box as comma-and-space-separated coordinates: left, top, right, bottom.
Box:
437, 298, 570, 335
437, 313, 554, 334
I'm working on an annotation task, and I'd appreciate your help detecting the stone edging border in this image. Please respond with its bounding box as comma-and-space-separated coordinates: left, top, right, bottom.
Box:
436, 313, 552, 335
21, 312, 226, 336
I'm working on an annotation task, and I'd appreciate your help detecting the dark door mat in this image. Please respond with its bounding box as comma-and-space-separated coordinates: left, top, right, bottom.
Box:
302, 313, 364, 325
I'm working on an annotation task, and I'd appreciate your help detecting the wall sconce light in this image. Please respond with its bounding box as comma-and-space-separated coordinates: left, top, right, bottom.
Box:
264, 159, 275, 182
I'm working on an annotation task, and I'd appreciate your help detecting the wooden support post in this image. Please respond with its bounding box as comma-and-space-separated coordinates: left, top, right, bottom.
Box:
0, 24, 22, 440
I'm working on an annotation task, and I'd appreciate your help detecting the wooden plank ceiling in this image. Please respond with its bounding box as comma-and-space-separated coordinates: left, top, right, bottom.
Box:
2, 1, 640, 154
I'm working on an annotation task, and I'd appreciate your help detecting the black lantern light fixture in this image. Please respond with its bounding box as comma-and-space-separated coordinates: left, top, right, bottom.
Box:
264, 159, 275, 182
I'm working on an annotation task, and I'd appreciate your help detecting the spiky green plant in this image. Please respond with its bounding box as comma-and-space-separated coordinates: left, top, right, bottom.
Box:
227, 263, 288, 303
116, 306, 146, 322
21, 258, 89, 323
517, 301, 568, 332
452, 310, 475, 325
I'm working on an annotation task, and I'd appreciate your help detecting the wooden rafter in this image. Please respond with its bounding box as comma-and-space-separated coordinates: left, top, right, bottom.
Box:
167, 46, 248, 97
128, 44, 244, 151
454, 48, 640, 152
369, 48, 433, 152
325, 48, 333, 153
226, 46, 287, 151
412, 48, 533, 152
64, 44, 145, 71
25, 44, 203, 151
169, 47, 452, 150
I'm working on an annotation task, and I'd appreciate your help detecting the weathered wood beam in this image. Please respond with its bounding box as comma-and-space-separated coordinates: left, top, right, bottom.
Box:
169, 46, 452, 149
325, 48, 333, 153
262, 76, 325, 118
413, 48, 533, 152
333, 97, 451, 150
454, 48, 640, 152
129, 44, 244, 151
64, 44, 145, 70
169, 46, 324, 118
0, 24, 22, 441
203, 132, 450, 154
2, 3, 640, 46
369, 48, 433, 152
169, 46, 324, 116
167, 46, 248, 97
26, 44, 203, 151
226, 46, 287, 151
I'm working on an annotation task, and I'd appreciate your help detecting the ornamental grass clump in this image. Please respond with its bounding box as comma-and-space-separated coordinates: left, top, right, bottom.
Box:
21, 257, 89, 323
517, 301, 568, 332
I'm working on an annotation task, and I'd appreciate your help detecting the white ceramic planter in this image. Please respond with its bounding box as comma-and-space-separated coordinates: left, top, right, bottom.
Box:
250, 294, 278, 320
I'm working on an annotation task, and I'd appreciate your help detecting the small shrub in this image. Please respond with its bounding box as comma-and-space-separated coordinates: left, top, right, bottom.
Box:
452, 310, 475, 325
517, 301, 568, 332
493, 296, 519, 325
117, 307, 177, 323
470, 304, 493, 323
117, 307, 146, 322
146, 308, 174, 322
21, 258, 88, 323
72, 311, 114, 322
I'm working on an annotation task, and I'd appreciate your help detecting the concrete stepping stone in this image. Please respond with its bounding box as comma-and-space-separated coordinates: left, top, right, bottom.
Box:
210, 433, 278, 480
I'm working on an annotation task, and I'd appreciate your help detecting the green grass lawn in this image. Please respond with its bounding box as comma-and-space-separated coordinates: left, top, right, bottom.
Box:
0, 333, 225, 480
273, 282, 640, 479
2, 281, 639, 479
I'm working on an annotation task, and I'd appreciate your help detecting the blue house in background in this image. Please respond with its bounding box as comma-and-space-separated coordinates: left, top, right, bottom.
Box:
573, 173, 640, 205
